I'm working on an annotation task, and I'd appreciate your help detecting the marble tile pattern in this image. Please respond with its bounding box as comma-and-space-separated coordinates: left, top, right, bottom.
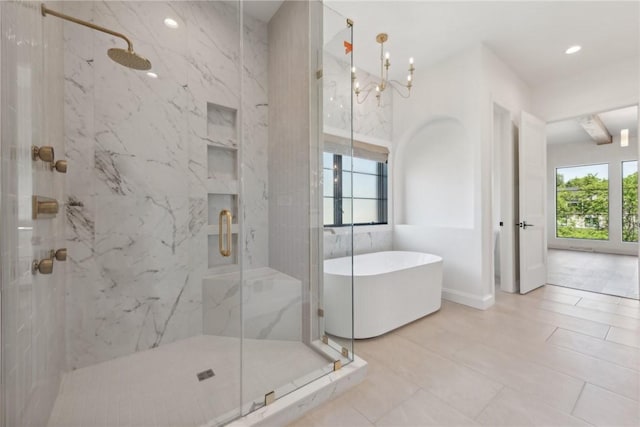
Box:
323, 53, 392, 141
63, 1, 269, 369
0, 2, 66, 426
203, 267, 302, 341
288, 284, 640, 427
323, 229, 393, 259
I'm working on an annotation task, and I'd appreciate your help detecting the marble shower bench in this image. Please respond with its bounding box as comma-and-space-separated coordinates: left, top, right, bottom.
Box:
203, 267, 302, 341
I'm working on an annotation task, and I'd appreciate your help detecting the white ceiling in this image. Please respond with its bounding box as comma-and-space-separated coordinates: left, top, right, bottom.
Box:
247, 1, 639, 147
326, 1, 639, 87
547, 105, 638, 145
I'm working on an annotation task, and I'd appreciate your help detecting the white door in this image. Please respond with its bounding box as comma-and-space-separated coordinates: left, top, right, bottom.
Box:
519, 111, 547, 294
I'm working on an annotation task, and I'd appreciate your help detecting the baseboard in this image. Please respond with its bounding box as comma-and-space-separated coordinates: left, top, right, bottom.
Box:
442, 288, 495, 310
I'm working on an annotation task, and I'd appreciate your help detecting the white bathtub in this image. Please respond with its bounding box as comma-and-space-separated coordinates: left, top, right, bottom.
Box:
324, 251, 443, 339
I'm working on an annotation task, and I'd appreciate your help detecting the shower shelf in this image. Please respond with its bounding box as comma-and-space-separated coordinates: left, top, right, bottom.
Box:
206, 179, 238, 194
206, 224, 239, 235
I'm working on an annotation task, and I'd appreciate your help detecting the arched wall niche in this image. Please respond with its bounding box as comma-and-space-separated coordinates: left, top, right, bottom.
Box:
396, 116, 473, 228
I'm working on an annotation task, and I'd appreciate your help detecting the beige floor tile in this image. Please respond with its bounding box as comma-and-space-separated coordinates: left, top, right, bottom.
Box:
361, 334, 503, 419
287, 415, 316, 427
577, 298, 640, 319
538, 299, 640, 331
375, 389, 478, 427
396, 317, 477, 358
607, 326, 640, 349
301, 396, 374, 427
547, 284, 624, 305
341, 359, 420, 423
482, 332, 639, 401
476, 386, 591, 426
573, 383, 640, 426
548, 328, 640, 371
529, 287, 583, 305
495, 292, 610, 339
452, 343, 585, 414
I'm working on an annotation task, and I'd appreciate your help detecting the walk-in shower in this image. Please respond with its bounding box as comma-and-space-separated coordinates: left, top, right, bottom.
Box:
0, 1, 357, 426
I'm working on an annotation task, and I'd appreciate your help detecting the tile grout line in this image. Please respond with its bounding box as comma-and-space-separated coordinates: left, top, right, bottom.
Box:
570, 381, 587, 416
574, 297, 582, 306
604, 325, 612, 341
545, 326, 559, 342
472, 383, 506, 422
362, 386, 423, 425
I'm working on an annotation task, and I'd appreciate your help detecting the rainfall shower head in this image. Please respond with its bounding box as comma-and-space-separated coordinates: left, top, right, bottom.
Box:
107, 48, 152, 71
41, 3, 152, 71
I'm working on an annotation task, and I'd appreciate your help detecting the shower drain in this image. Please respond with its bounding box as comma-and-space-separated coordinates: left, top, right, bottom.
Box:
197, 369, 215, 381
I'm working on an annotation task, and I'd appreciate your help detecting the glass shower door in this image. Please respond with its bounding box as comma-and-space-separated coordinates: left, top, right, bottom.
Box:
237, 1, 354, 415
319, 4, 356, 364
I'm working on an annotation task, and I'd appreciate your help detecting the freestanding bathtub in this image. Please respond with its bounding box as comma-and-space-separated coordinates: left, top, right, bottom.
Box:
324, 251, 443, 339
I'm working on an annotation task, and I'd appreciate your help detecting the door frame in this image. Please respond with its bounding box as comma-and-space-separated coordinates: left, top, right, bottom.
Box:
492, 102, 519, 293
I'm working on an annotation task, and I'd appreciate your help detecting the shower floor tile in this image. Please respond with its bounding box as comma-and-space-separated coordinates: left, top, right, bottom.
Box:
47, 335, 330, 427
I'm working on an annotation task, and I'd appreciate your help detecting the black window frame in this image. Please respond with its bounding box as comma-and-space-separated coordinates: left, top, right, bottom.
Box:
323, 153, 388, 227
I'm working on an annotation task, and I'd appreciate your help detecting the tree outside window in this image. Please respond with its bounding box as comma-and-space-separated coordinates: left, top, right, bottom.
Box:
622, 160, 638, 242
556, 164, 609, 240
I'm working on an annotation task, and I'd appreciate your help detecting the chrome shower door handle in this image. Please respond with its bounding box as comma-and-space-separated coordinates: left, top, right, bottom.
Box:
219, 209, 232, 257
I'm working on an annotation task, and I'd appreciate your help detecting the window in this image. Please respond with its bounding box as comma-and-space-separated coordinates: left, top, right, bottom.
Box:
323, 152, 388, 226
556, 164, 609, 240
622, 160, 638, 242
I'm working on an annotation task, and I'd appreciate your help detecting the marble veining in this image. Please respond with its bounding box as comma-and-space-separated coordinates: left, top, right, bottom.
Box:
64, 1, 269, 368
324, 229, 393, 259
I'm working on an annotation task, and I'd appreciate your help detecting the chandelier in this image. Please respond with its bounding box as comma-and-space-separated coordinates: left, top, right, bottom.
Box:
352, 33, 415, 106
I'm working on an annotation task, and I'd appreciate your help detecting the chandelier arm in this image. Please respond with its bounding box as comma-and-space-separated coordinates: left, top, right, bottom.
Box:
387, 81, 412, 98
355, 87, 376, 104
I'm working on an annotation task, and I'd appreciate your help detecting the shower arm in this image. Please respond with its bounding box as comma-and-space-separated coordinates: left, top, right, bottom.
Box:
41, 4, 133, 52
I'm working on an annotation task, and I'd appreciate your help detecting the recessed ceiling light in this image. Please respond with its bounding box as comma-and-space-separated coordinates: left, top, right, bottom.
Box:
146, 71, 158, 79
565, 45, 581, 55
164, 18, 179, 29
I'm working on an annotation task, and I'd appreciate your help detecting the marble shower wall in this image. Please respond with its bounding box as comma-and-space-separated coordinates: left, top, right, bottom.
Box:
0, 2, 66, 425
63, 1, 268, 369
323, 229, 393, 260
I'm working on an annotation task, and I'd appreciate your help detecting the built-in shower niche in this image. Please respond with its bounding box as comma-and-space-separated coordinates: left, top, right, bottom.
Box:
206, 102, 240, 270
207, 145, 237, 181
207, 102, 237, 148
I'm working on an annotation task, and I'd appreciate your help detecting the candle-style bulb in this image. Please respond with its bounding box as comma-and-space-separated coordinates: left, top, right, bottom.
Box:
351, 66, 356, 73
407, 75, 412, 82
375, 85, 380, 92
409, 57, 414, 65
355, 81, 360, 89
385, 52, 390, 60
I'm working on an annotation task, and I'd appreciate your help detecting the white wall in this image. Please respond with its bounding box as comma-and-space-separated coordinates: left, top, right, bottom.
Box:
393, 44, 533, 308
483, 46, 532, 294
393, 46, 490, 309
547, 136, 639, 255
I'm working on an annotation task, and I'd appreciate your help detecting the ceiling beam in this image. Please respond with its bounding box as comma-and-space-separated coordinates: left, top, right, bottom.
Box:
577, 114, 612, 145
